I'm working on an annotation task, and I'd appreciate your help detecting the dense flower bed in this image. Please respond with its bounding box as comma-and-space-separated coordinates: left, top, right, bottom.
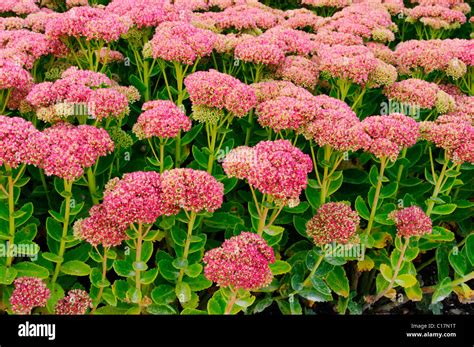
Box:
0, 0, 472, 315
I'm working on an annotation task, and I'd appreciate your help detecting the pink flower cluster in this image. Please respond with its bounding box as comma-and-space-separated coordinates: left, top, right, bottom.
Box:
315, 44, 380, 85
27, 67, 135, 122
45, 6, 131, 42
0, 0, 40, 16
205, 3, 283, 31
302, 95, 367, 152
223, 140, 312, 206
107, 0, 178, 28
384, 78, 456, 113
405, 5, 466, 30
234, 36, 285, 67
75, 169, 224, 246
55, 289, 92, 315
389, 206, 432, 238
306, 202, 360, 246
144, 21, 217, 65
0, 58, 33, 109
319, 2, 397, 42
0, 30, 67, 69
0, 116, 42, 168
360, 113, 420, 161
282, 8, 324, 32
203, 232, 275, 290
10, 277, 50, 315
301, 0, 351, 8
160, 168, 224, 214
133, 100, 192, 140
420, 114, 474, 164
252, 80, 313, 103
185, 69, 257, 117
39, 123, 114, 181
394, 39, 472, 78
274, 55, 319, 89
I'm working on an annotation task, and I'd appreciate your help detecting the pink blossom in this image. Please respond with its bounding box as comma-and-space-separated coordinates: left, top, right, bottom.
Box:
10, 277, 50, 315
107, 0, 179, 28
275, 55, 319, 89
55, 290, 92, 315
389, 206, 432, 238
234, 37, 285, 67
306, 202, 360, 246
161, 168, 224, 214
133, 100, 192, 139
203, 232, 275, 290
252, 80, 313, 103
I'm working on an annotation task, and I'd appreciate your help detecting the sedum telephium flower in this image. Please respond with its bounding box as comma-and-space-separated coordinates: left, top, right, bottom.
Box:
203, 232, 275, 290
384, 78, 456, 113
420, 114, 474, 164
39, 123, 114, 181
0, 116, 43, 168
10, 277, 50, 314
160, 168, 224, 214
360, 113, 420, 161
388, 206, 432, 238
223, 140, 312, 206
274, 55, 319, 89
133, 100, 192, 140
306, 202, 360, 246
55, 289, 92, 315
234, 36, 285, 67
144, 21, 217, 65
185, 69, 257, 117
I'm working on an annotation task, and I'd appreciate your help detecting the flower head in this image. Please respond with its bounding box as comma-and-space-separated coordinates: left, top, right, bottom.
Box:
306, 202, 360, 246
203, 232, 275, 290
10, 277, 50, 315
55, 289, 92, 315
388, 206, 432, 238
133, 100, 192, 139
161, 168, 224, 214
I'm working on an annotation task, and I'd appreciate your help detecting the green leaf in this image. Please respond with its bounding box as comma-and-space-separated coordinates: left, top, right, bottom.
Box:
305, 186, 321, 210
204, 212, 243, 230
263, 225, 284, 236
405, 282, 423, 302
181, 123, 203, 145
0, 265, 17, 285
90, 268, 110, 288
293, 216, 308, 238
46, 218, 62, 242
185, 274, 212, 291
466, 234, 474, 266
269, 260, 292, 275
158, 259, 179, 281
449, 248, 468, 276
395, 274, 417, 288
298, 287, 332, 302
151, 284, 176, 305
13, 262, 49, 279
369, 165, 379, 187
432, 278, 452, 304
431, 204, 457, 215
14, 203, 33, 227
327, 173, 343, 196
129, 74, 146, 93
355, 196, 370, 220
192, 145, 208, 168
288, 295, 302, 315
207, 290, 226, 314
140, 268, 158, 284
380, 183, 398, 198
170, 226, 186, 247
325, 266, 350, 298
184, 263, 203, 278
60, 260, 91, 276
379, 264, 393, 281
146, 304, 177, 315
436, 246, 450, 281
175, 282, 192, 304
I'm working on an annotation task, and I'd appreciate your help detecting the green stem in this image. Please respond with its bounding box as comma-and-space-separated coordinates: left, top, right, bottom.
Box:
302, 253, 325, 287
135, 223, 143, 297
86, 167, 99, 205
257, 206, 269, 236
395, 147, 407, 196
366, 157, 388, 236
320, 145, 331, 205
159, 139, 165, 173
426, 154, 449, 216
91, 250, 108, 313
5, 165, 15, 267
177, 212, 197, 285
225, 288, 238, 315
51, 180, 73, 286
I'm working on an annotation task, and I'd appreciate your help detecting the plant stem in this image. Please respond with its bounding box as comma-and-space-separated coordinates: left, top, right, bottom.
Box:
369, 237, 410, 306
320, 145, 331, 205
225, 288, 238, 315
395, 147, 407, 196
5, 165, 15, 267
159, 139, 165, 173
51, 180, 73, 286
86, 167, 99, 205
135, 223, 143, 296
91, 250, 108, 313
366, 157, 388, 236
302, 253, 325, 287
426, 154, 449, 216
257, 206, 270, 236
177, 212, 197, 285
